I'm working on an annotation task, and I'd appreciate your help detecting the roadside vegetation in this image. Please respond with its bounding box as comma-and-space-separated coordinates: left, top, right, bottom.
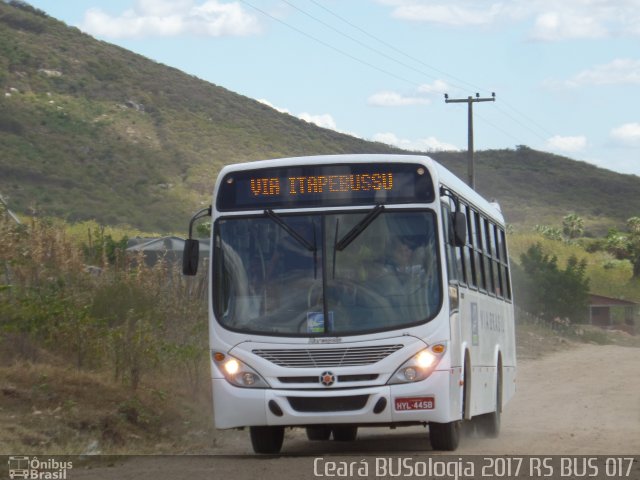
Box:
0, 214, 213, 454
510, 213, 640, 311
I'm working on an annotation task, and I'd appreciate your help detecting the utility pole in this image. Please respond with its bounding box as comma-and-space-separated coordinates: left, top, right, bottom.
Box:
444, 92, 495, 190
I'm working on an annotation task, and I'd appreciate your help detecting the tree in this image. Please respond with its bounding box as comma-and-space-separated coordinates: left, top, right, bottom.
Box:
627, 217, 640, 278
534, 224, 563, 241
562, 213, 584, 240
515, 243, 590, 323
606, 217, 640, 279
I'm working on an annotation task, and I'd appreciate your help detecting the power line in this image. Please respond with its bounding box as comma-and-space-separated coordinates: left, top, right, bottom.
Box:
282, 0, 470, 92
306, 1, 552, 147
307, 0, 483, 93
497, 100, 554, 140
475, 110, 524, 145
239, 0, 419, 88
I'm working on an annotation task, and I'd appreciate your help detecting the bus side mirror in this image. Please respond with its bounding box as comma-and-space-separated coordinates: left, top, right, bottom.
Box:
183, 239, 200, 276
452, 212, 467, 247
182, 205, 211, 276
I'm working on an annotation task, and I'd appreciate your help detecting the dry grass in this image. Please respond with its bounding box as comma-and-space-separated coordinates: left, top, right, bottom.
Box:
0, 215, 215, 455
0, 361, 217, 455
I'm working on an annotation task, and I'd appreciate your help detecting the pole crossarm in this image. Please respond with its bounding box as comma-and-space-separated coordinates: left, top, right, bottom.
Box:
444, 97, 495, 104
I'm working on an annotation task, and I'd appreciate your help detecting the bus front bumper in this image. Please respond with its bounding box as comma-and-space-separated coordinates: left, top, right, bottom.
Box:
212, 369, 457, 429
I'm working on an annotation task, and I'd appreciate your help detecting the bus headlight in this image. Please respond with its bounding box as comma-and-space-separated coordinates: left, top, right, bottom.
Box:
213, 352, 270, 388
388, 344, 446, 385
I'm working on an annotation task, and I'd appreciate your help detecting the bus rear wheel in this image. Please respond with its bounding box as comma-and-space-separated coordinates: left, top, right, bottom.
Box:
249, 426, 284, 454
429, 421, 460, 451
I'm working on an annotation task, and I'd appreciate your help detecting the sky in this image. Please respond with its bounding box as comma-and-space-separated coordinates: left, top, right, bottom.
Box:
25, 0, 640, 176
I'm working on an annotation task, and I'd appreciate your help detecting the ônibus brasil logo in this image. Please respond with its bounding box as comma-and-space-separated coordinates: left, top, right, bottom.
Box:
7, 456, 73, 479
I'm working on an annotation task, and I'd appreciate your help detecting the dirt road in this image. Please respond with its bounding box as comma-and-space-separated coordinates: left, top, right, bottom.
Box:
72, 344, 639, 479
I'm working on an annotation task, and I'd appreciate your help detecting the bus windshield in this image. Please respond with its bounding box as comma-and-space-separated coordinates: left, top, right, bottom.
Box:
213, 210, 441, 336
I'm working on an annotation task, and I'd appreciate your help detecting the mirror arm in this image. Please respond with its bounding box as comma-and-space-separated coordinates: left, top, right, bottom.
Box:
188, 206, 212, 239
439, 186, 460, 212
440, 187, 467, 247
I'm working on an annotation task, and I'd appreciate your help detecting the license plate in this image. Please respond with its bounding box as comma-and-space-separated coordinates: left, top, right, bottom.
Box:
394, 396, 435, 411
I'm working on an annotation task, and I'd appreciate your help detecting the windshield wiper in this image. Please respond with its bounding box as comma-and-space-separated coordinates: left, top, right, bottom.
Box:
265, 209, 318, 278
335, 204, 385, 251
264, 209, 317, 252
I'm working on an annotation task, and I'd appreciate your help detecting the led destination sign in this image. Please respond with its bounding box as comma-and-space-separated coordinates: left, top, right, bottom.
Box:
249, 172, 394, 197
217, 163, 434, 210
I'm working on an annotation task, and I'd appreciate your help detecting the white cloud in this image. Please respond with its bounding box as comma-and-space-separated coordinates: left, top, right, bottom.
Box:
417, 79, 450, 94
80, 0, 261, 38
610, 122, 640, 147
545, 135, 587, 152
135, 0, 193, 16
367, 80, 450, 107
258, 99, 349, 134
377, 0, 640, 40
373, 132, 460, 152
257, 98, 290, 114
530, 11, 607, 41
560, 59, 640, 88
367, 91, 431, 107
298, 112, 338, 131
388, 2, 506, 27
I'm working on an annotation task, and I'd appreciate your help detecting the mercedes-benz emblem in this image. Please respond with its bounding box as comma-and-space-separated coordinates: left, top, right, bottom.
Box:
320, 371, 336, 387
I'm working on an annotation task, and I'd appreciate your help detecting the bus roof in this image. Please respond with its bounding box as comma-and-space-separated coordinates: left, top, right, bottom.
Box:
217, 154, 504, 223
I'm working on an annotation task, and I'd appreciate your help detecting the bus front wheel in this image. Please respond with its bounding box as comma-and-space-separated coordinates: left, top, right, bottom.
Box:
332, 425, 358, 441
306, 426, 332, 441
429, 420, 460, 451
476, 364, 502, 438
250, 426, 284, 454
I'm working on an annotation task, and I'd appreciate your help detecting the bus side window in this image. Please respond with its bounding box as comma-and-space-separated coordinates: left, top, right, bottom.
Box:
441, 203, 464, 284
464, 205, 477, 288
491, 223, 503, 298
472, 210, 486, 291
499, 229, 512, 300
458, 204, 470, 286
441, 204, 455, 281
481, 218, 495, 295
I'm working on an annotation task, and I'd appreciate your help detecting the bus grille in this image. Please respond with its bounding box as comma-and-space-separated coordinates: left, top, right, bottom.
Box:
252, 344, 403, 368
287, 395, 369, 412
278, 374, 379, 384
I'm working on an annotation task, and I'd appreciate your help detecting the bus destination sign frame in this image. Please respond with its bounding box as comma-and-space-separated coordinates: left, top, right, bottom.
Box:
217, 162, 434, 211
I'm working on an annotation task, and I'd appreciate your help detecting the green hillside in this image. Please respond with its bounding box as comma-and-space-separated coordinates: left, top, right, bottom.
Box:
1, 1, 639, 233
431, 148, 640, 234
0, 1, 400, 231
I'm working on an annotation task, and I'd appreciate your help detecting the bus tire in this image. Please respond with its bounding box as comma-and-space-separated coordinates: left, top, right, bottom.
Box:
429, 421, 460, 451
476, 362, 502, 438
249, 426, 284, 454
332, 425, 358, 441
306, 426, 332, 441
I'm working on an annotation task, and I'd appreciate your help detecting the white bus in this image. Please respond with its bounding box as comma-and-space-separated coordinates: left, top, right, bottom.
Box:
183, 154, 516, 454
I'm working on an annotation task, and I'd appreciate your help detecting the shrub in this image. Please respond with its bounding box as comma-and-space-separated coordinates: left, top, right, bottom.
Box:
513, 243, 590, 323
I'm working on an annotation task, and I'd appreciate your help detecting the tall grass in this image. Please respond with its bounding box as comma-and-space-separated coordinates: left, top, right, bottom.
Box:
0, 214, 208, 394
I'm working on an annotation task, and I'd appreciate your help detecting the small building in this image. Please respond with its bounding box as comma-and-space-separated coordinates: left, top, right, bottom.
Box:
587, 293, 639, 334
126, 236, 209, 267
